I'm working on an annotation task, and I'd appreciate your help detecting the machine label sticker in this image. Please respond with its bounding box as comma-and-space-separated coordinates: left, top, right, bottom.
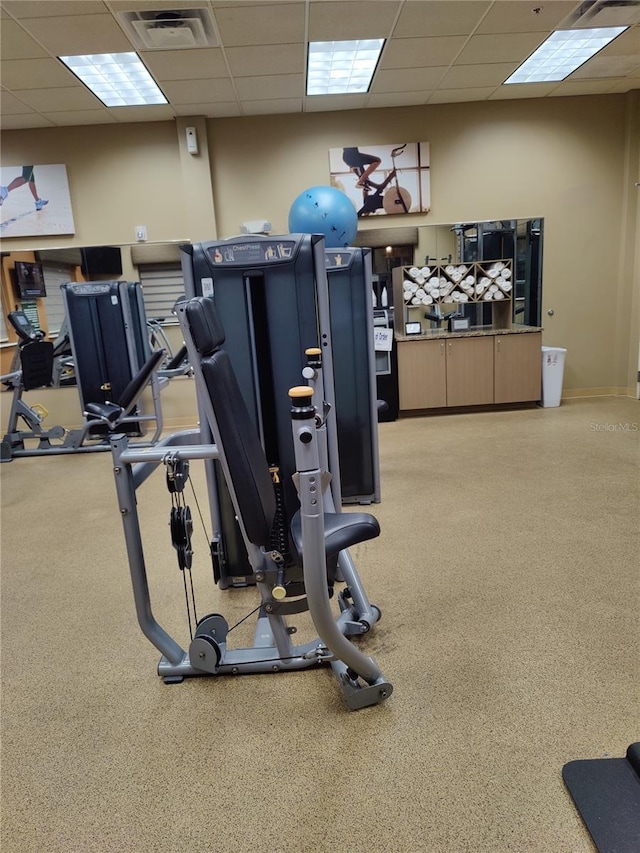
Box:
325, 251, 352, 268
206, 241, 296, 266
201, 278, 214, 297
111, 295, 118, 305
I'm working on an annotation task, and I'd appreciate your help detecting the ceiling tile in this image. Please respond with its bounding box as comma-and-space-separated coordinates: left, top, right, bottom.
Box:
214, 3, 305, 46
456, 32, 546, 65
393, 1, 490, 38
2, 1, 107, 17
162, 78, 236, 103
109, 0, 208, 11
428, 87, 497, 104
225, 43, 303, 77
173, 101, 243, 117
372, 66, 448, 93
605, 76, 640, 92
22, 14, 132, 56
571, 54, 640, 79
111, 105, 177, 122
0, 113, 56, 129
235, 73, 303, 99
550, 79, 626, 96
41, 109, 117, 125
17, 86, 102, 112
308, 1, 398, 40
476, 1, 579, 34
304, 93, 368, 112
367, 91, 431, 108
489, 82, 559, 100
141, 48, 229, 81
0, 19, 49, 60
439, 62, 517, 88
1, 58, 77, 89
380, 36, 466, 70
242, 97, 303, 114
0, 90, 36, 114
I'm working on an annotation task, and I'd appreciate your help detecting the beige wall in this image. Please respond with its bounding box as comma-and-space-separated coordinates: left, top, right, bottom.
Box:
2, 92, 638, 396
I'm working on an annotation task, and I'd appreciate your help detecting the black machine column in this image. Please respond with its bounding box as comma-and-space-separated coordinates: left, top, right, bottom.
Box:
180, 234, 380, 585
324, 247, 380, 503
61, 281, 151, 435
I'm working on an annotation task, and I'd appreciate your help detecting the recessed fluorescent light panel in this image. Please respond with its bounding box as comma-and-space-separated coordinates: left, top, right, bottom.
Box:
59, 52, 167, 107
307, 39, 385, 95
504, 27, 627, 84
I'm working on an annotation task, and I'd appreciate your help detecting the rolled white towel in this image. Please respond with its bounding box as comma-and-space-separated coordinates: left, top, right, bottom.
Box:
445, 265, 455, 275
501, 281, 512, 292
502, 267, 512, 278
483, 292, 493, 301
421, 266, 431, 277
493, 290, 504, 300
409, 266, 420, 279
458, 292, 469, 302
411, 296, 421, 305
422, 294, 433, 304
444, 295, 454, 303
416, 288, 426, 298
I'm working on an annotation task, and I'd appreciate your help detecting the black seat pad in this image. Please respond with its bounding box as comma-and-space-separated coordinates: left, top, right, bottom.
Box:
290, 510, 380, 560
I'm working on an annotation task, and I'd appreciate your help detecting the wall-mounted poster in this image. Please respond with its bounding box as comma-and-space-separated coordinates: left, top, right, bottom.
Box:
329, 142, 430, 217
0, 164, 75, 238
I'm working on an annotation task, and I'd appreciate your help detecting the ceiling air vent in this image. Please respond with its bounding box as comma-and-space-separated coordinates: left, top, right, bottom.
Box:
117, 8, 218, 50
563, 0, 640, 27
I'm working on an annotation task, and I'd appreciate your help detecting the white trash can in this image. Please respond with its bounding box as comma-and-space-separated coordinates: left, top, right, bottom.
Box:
541, 346, 567, 407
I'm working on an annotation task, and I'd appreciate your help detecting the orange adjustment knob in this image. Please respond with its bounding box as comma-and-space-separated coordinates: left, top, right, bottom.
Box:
305, 347, 322, 367
289, 386, 313, 400
289, 386, 314, 420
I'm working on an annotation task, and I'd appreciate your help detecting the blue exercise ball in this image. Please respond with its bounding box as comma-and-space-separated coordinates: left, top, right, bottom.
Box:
288, 185, 358, 248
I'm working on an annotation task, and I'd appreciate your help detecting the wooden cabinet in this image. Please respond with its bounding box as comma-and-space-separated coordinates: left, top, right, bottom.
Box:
397, 331, 542, 411
445, 336, 494, 407
494, 331, 542, 403
398, 339, 446, 409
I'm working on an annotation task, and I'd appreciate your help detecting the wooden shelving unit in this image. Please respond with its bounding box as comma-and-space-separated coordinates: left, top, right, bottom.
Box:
393, 260, 514, 333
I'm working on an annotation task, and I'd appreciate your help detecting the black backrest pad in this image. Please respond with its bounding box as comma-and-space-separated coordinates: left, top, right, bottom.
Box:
201, 350, 277, 548
184, 297, 225, 354
185, 297, 276, 548
20, 340, 54, 391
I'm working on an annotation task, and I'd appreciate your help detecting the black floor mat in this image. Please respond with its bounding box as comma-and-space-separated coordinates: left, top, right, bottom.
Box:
563, 743, 640, 853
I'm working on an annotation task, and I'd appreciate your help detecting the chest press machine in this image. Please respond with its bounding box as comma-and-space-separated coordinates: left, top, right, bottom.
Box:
109, 295, 392, 710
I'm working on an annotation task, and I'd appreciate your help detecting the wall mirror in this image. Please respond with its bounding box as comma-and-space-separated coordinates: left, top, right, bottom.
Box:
416, 218, 543, 327
1, 240, 189, 379
361, 218, 543, 330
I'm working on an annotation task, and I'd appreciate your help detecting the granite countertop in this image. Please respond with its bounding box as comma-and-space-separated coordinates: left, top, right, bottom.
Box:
395, 324, 543, 342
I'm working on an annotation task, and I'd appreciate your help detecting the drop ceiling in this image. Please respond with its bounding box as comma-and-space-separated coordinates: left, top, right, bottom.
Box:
1, 0, 639, 129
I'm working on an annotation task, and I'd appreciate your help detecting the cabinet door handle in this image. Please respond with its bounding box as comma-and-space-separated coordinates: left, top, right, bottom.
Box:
440, 341, 445, 356
497, 338, 501, 352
